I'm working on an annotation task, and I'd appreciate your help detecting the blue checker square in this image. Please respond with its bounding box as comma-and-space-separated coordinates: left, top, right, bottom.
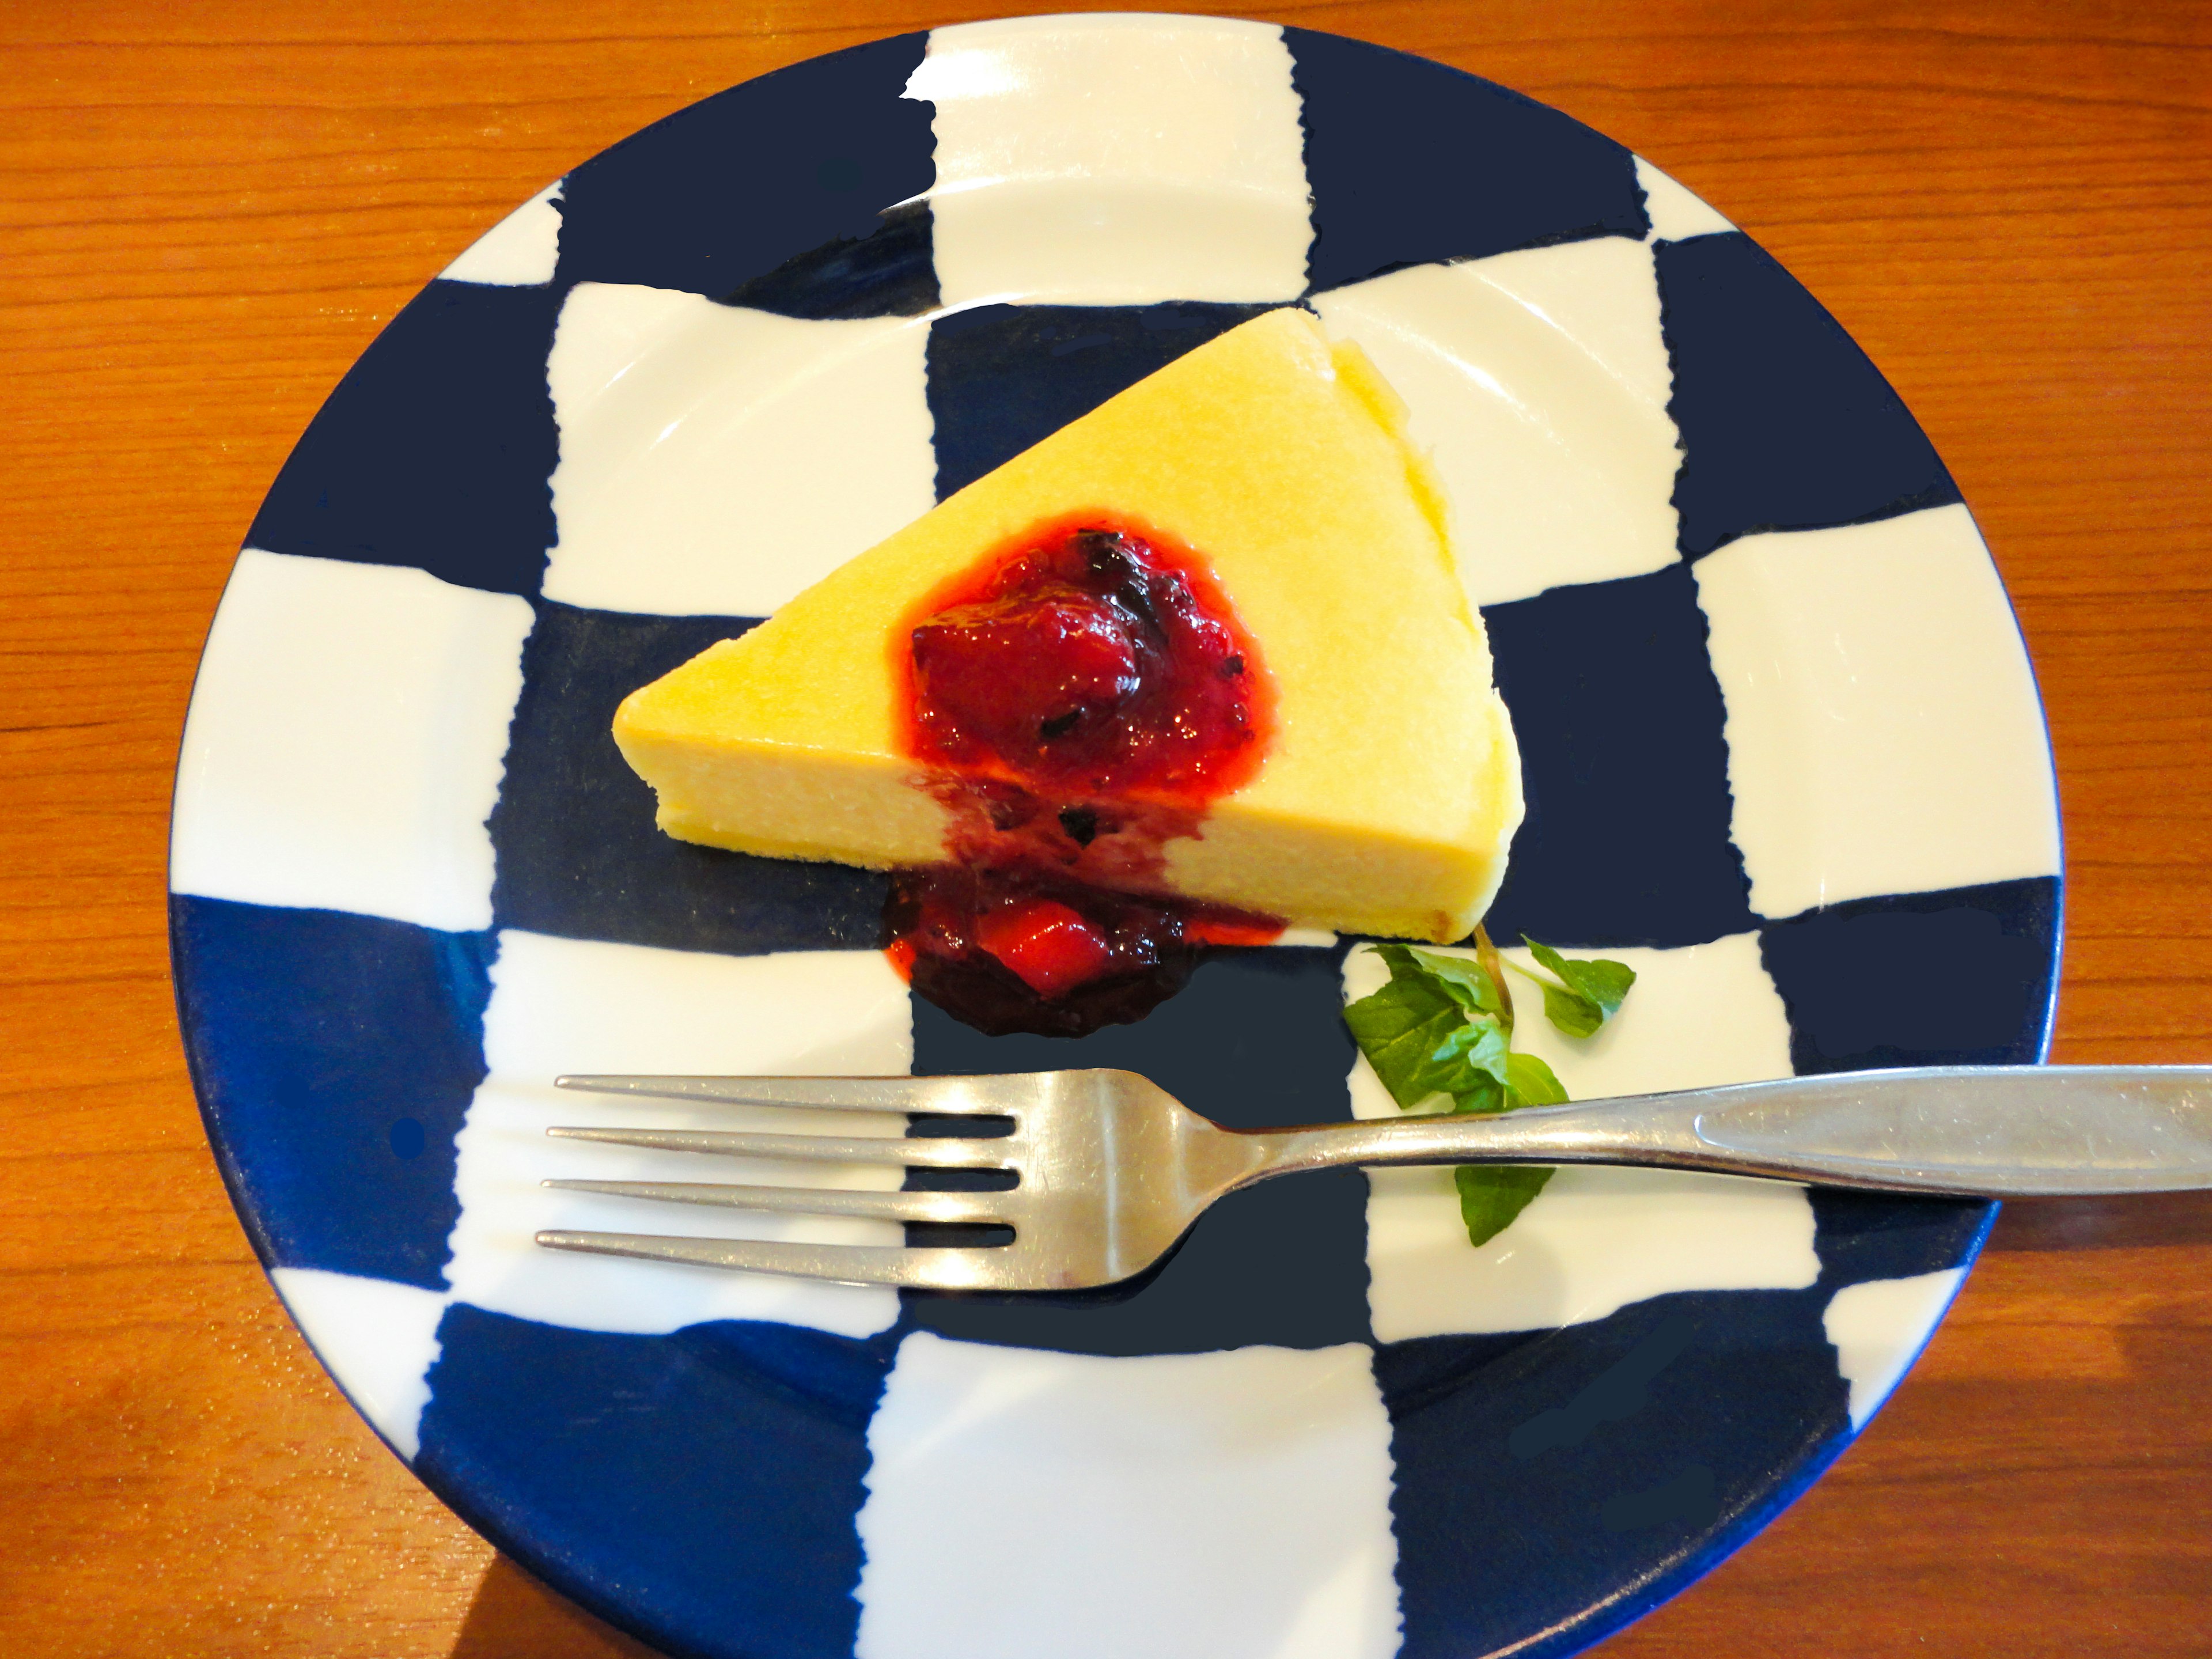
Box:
1285, 26, 1648, 294
925, 302, 1280, 498
416, 1307, 897, 1659
1480, 565, 1756, 949
169, 896, 492, 1290
1810, 1189, 1997, 1290
1760, 876, 2061, 1074
1380, 1289, 1850, 1659
1658, 233, 1962, 558
245, 281, 561, 596
904, 945, 1371, 1358
488, 601, 890, 957
555, 33, 937, 304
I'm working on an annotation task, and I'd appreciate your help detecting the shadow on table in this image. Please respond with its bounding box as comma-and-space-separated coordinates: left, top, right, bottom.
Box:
450, 1555, 666, 1658
1987, 1188, 2212, 1253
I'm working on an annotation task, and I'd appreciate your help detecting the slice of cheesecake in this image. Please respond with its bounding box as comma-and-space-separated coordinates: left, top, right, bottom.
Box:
613, 306, 1522, 945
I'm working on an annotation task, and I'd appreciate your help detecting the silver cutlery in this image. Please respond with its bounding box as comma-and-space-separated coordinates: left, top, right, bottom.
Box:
534, 1065, 2212, 1292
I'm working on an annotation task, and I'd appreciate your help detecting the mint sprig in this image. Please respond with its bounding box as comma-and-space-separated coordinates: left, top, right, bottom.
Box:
1513, 938, 1637, 1039
1505, 1050, 1569, 1107
1343, 933, 1584, 1245
1340, 944, 1510, 1112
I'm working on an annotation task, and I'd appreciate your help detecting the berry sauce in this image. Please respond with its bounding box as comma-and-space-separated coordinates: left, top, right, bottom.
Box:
887, 518, 1281, 1037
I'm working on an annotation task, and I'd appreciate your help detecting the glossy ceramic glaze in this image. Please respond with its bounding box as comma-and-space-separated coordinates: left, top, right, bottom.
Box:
169, 15, 2062, 1659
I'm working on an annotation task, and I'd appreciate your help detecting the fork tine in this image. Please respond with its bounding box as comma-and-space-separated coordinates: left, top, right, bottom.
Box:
533, 1232, 1003, 1289
544, 1125, 1010, 1168
542, 1179, 1005, 1224
553, 1074, 1026, 1115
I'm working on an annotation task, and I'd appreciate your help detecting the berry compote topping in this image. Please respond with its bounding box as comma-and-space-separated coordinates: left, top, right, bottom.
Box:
887, 520, 1281, 1037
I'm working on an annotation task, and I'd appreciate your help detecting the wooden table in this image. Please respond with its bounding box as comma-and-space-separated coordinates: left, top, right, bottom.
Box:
5, 2, 2206, 1653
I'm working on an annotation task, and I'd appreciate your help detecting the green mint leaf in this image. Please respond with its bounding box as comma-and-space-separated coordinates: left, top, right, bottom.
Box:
1456, 1165, 1554, 1246
1343, 974, 1472, 1109
1373, 942, 1502, 1017
1504, 1050, 1569, 1108
1532, 976, 1605, 1037
1517, 938, 1637, 1036
1347, 946, 1514, 1109
1449, 1077, 1508, 1116
1367, 942, 1424, 978
1433, 1013, 1512, 1089
1525, 938, 1634, 1014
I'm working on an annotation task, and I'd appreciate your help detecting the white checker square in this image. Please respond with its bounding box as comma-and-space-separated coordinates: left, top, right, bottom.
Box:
1633, 156, 1736, 243
542, 282, 937, 617
170, 549, 532, 934
915, 15, 1311, 305
1824, 1268, 1966, 1428
440, 179, 565, 286
270, 1268, 450, 1461
1312, 240, 1682, 607
1695, 503, 2062, 919
1348, 935, 1819, 1341
442, 931, 914, 1339
855, 1333, 1400, 1659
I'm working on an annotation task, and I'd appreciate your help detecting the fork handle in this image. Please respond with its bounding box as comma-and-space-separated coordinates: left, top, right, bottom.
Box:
1239, 1065, 2212, 1197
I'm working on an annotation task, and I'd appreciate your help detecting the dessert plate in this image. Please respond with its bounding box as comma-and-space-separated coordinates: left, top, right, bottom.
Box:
169, 16, 2063, 1659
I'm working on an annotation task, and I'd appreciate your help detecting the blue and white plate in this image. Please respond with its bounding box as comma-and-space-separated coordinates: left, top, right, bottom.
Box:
170, 16, 2063, 1658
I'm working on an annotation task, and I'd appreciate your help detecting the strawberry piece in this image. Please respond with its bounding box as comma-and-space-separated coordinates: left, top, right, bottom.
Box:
974, 900, 1117, 998
910, 586, 1142, 770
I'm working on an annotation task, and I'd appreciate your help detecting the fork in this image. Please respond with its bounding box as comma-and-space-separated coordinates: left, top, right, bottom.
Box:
534, 1065, 2212, 1293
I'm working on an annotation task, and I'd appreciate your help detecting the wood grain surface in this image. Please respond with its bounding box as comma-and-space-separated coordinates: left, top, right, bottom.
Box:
3, 2, 2206, 1653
